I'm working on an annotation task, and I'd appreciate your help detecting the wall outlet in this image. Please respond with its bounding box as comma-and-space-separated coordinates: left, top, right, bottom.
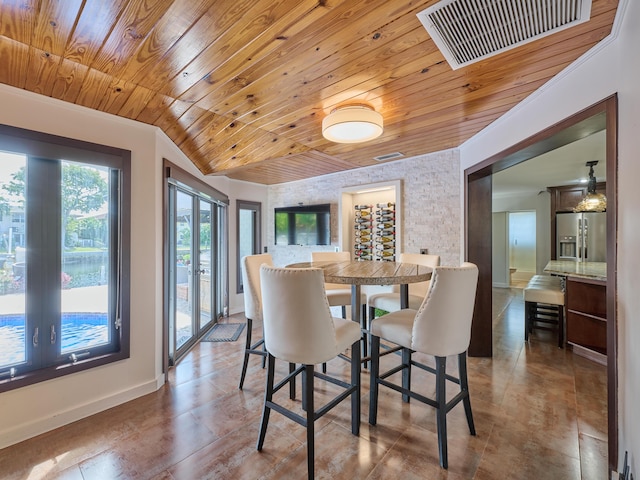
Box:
420, 248, 429, 254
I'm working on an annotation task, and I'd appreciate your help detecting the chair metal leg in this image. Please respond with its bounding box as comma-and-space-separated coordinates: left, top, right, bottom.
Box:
458, 352, 476, 436
305, 364, 315, 480
368, 335, 381, 425
289, 362, 296, 400
256, 353, 275, 451
262, 342, 267, 368
341, 305, 347, 319
301, 366, 308, 412
351, 340, 361, 435
239, 317, 254, 389
402, 348, 411, 403
435, 356, 448, 469
361, 304, 368, 368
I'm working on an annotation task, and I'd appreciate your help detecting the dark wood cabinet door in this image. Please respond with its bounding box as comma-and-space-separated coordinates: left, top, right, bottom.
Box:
565, 278, 607, 355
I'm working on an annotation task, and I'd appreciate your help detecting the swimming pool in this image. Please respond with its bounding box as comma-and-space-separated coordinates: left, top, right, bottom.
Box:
0, 313, 109, 366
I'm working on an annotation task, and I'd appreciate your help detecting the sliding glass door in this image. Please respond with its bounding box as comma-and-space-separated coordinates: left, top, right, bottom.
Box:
167, 176, 227, 365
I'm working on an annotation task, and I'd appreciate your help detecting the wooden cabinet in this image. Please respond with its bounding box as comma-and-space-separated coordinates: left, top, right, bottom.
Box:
566, 277, 607, 357
549, 183, 607, 213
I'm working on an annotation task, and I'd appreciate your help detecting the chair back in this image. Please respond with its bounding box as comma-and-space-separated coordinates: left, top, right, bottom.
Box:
311, 251, 350, 291
395, 253, 441, 296
241, 253, 273, 321
411, 262, 478, 357
260, 265, 338, 365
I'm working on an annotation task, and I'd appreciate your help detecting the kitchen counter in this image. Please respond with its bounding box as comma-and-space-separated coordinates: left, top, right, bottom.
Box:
544, 260, 607, 363
543, 260, 607, 282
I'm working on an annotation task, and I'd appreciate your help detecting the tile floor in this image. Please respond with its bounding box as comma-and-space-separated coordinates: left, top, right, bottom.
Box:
0, 287, 608, 479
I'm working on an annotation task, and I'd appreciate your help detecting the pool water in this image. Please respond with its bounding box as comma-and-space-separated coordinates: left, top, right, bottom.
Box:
0, 313, 109, 366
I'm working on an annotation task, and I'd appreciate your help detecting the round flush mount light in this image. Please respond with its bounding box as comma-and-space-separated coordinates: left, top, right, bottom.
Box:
322, 105, 383, 144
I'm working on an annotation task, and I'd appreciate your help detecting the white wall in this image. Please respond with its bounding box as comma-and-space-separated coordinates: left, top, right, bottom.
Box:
460, 0, 638, 472
0, 83, 267, 448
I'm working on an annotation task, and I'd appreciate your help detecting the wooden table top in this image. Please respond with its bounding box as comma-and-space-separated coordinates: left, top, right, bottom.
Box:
286, 260, 432, 286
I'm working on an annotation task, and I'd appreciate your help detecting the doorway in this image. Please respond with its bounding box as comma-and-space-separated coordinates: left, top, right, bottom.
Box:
465, 96, 618, 470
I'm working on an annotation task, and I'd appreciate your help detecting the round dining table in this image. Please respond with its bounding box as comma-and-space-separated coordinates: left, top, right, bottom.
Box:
287, 260, 433, 361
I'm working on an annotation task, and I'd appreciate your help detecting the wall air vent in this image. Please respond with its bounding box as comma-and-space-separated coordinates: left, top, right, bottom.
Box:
373, 152, 404, 162
417, 0, 592, 70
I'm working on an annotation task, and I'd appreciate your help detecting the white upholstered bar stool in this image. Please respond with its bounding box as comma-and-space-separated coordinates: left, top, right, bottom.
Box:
238, 253, 272, 390
368, 263, 479, 469
311, 251, 367, 321
311, 251, 368, 370
367, 253, 440, 322
257, 265, 361, 480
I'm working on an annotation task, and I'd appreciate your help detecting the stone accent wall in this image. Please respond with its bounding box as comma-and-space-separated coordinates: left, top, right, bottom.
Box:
267, 150, 461, 267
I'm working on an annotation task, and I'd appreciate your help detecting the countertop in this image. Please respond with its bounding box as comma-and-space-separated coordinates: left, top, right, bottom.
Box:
543, 260, 607, 282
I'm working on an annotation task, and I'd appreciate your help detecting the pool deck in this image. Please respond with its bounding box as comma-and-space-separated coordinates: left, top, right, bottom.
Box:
0, 285, 108, 315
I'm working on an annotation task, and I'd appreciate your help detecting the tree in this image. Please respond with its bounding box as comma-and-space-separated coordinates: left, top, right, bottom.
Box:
2, 163, 108, 247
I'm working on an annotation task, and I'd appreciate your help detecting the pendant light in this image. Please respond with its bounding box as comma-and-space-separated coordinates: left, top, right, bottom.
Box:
574, 161, 607, 212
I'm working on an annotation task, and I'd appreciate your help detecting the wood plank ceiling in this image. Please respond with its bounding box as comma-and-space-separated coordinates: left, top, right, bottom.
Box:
0, 0, 619, 185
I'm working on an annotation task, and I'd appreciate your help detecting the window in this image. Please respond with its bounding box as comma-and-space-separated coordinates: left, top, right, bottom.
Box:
0, 124, 130, 392
236, 200, 261, 293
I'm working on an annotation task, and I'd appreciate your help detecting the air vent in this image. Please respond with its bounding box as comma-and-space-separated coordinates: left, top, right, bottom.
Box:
417, 0, 592, 70
373, 152, 404, 162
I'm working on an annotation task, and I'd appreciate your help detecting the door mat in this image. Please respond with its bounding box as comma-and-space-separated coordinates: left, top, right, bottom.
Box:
202, 323, 245, 342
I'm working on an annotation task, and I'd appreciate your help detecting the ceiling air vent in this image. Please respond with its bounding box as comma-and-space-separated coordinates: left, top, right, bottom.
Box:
373, 152, 404, 162
417, 0, 592, 70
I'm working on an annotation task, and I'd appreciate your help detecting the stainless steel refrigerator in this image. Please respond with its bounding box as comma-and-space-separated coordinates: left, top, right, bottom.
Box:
556, 212, 606, 262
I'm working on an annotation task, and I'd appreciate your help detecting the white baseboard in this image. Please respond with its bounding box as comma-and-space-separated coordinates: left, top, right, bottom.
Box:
0, 375, 164, 450
492, 282, 511, 288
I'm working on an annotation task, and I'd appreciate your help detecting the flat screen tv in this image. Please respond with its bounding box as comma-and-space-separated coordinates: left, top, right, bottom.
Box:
275, 204, 331, 246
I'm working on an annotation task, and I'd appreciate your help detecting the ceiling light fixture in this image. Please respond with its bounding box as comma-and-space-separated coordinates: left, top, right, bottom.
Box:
322, 105, 383, 144
574, 161, 607, 212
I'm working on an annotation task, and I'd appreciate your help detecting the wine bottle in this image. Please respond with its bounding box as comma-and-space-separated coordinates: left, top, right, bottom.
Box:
376, 215, 394, 222
355, 204, 371, 210
355, 209, 371, 217
376, 236, 394, 243
376, 222, 394, 230
375, 208, 394, 216
355, 217, 371, 224
354, 235, 371, 243
375, 242, 395, 250
376, 202, 395, 208
354, 224, 370, 231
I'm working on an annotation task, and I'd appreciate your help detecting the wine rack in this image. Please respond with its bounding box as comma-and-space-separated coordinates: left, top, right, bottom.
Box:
353, 202, 396, 261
